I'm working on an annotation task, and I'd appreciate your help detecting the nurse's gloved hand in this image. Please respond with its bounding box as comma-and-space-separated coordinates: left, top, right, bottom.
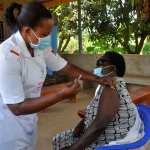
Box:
59, 79, 81, 100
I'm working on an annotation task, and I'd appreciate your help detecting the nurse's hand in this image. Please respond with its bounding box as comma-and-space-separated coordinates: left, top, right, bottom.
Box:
59, 79, 81, 100
96, 73, 116, 89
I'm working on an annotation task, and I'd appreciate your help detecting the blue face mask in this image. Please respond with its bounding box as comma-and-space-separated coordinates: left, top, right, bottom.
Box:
30, 30, 51, 50
93, 67, 103, 77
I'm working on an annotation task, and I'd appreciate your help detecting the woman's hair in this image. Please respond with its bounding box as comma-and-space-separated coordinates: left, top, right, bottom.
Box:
4, 2, 52, 32
104, 51, 126, 77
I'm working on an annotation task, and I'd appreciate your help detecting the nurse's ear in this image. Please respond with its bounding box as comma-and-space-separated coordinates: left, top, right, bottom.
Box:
21, 27, 38, 44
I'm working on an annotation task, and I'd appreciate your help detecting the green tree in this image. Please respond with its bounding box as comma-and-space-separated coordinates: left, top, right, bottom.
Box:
83, 0, 150, 54
52, 3, 78, 52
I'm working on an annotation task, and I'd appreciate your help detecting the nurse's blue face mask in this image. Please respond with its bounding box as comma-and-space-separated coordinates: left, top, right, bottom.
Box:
30, 30, 51, 50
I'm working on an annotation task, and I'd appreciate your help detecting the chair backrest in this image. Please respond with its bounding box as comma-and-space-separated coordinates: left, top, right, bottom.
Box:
138, 104, 150, 138
131, 86, 150, 105
96, 104, 150, 150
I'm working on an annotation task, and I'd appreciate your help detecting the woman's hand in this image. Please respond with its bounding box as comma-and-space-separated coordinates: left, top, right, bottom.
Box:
96, 73, 116, 89
59, 79, 81, 100
42, 81, 79, 96
77, 109, 86, 119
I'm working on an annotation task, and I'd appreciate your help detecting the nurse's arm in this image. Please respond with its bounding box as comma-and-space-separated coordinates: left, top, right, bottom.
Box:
45, 51, 114, 87
69, 86, 120, 150
58, 63, 115, 88
7, 81, 80, 116
41, 81, 74, 96
8, 93, 62, 116
59, 63, 97, 81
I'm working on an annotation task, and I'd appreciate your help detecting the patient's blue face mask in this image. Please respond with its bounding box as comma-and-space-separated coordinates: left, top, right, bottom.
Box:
93, 67, 103, 77
94, 65, 115, 77
30, 30, 51, 50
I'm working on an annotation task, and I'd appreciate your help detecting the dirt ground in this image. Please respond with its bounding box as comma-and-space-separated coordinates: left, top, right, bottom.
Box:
36, 90, 150, 150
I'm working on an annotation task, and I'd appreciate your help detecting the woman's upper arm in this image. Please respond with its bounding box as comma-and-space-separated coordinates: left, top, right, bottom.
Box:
0, 53, 25, 104
96, 86, 120, 122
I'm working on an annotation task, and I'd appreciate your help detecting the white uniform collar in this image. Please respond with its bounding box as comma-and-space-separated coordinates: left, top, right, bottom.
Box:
14, 31, 32, 58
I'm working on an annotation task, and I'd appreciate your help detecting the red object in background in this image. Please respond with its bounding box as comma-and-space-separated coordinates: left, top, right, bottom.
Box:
131, 86, 150, 105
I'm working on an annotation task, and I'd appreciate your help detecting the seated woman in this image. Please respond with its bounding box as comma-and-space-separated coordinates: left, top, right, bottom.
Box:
52, 51, 144, 150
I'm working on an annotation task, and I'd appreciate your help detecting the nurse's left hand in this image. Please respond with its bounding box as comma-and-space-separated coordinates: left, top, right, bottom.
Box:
59, 79, 81, 100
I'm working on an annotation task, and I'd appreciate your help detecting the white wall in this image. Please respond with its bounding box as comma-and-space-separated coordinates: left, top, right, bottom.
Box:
63, 54, 150, 85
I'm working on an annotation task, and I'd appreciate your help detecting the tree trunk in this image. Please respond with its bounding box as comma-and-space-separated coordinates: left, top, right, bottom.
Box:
135, 34, 147, 54
61, 36, 71, 53
124, 45, 134, 54
58, 37, 64, 51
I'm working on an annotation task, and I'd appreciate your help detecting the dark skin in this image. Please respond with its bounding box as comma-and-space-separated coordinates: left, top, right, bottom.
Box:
41, 82, 75, 95
60, 86, 120, 150
77, 56, 116, 118
70, 87, 119, 150
8, 19, 115, 116
8, 80, 80, 116
60, 56, 120, 150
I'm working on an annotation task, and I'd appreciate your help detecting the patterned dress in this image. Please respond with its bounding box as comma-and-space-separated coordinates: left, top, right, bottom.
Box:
52, 78, 143, 150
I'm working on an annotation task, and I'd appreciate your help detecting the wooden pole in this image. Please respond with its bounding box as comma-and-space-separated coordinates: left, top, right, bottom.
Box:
78, 0, 83, 53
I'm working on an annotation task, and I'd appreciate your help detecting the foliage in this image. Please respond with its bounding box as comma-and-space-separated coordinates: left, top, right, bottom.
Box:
143, 42, 150, 55
85, 40, 128, 54
83, 0, 150, 54
52, 3, 78, 52
51, 0, 150, 54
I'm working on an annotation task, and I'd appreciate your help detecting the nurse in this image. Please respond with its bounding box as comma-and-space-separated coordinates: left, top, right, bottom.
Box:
0, 2, 114, 150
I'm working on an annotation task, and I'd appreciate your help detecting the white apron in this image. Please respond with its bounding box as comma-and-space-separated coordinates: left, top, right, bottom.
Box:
0, 31, 67, 150
0, 102, 37, 150
0, 55, 47, 150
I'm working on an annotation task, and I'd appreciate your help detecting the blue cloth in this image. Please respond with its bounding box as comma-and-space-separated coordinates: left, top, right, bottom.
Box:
96, 104, 150, 150
47, 69, 54, 76
47, 26, 58, 75
51, 26, 58, 53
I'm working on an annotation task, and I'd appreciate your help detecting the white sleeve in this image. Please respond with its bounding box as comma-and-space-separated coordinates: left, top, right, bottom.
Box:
0, 54, 25, 104
44, 49, 68, 71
